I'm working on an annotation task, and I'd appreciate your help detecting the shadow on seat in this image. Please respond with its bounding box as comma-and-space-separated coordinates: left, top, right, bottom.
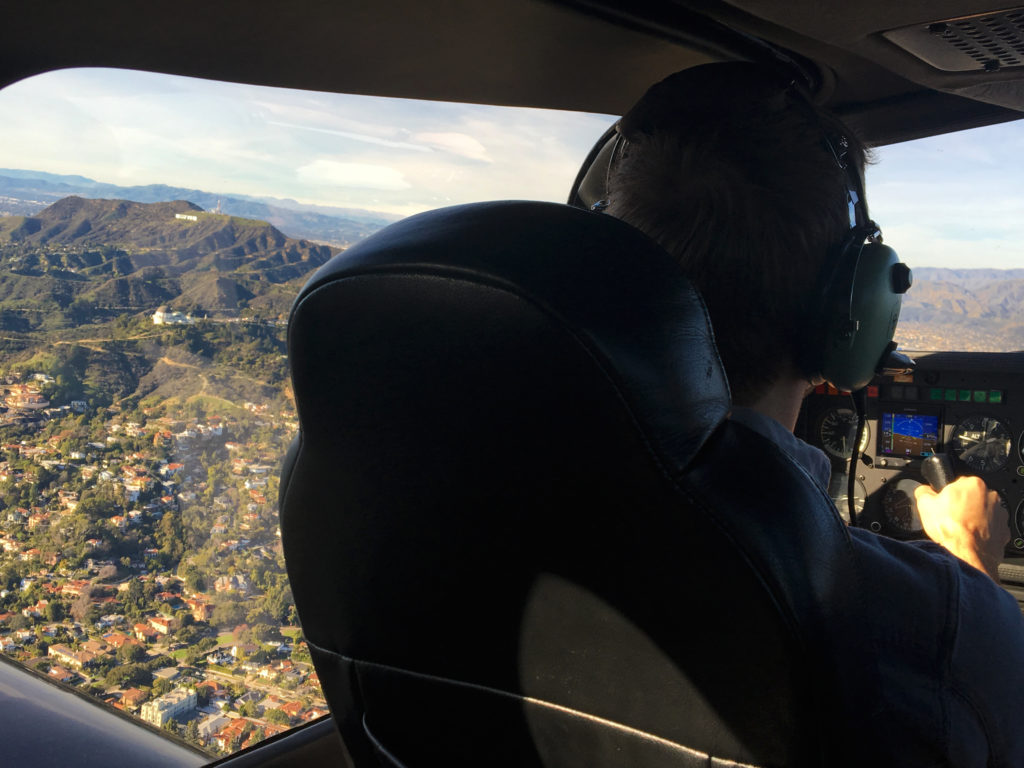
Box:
280, 201, 862, 767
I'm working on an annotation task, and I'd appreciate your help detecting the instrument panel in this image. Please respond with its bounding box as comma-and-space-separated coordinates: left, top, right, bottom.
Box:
797, 352, 1024, 573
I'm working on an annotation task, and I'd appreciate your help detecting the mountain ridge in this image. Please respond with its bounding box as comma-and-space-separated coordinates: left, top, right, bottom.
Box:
0, 169, 400, 247
0, 197, 337, 324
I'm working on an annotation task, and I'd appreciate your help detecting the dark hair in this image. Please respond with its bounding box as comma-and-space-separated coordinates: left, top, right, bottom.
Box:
606, 64, 868, 405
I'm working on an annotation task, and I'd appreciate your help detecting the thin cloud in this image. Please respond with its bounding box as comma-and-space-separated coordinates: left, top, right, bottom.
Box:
412, 132, 491, 162
296, 159, 412, 191
266, 120, 430, 152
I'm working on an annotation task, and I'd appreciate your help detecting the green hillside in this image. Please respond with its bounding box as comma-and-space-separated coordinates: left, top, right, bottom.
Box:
0, 196, 335, 411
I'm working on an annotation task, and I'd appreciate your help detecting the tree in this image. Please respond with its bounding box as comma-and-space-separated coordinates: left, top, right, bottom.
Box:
69, 586, 93, 622
252, 623, 282, 644
75, 496, 116, 520
262, 585, 293, 625
44, 601, 65, 623
156, 511, 186, 561
181, 564, 205, 592
105, 663, 151, 688
152, 677, 172, 697
117, 643, 147, 664
162, 717, 178, 733
211, 601, 245, 628
97, 564, 118, 580
264, 708, 290, 726
184, 718, 200, 744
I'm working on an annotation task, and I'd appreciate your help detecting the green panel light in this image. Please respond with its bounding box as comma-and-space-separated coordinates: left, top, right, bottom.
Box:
973, 390, 988, 403
958, 389, 972, 402
945, 389, 957, 402
930, 388, 944, 401
990, 390, 1004, 404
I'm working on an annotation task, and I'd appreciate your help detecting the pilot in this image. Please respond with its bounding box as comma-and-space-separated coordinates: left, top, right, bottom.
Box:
602, 62, 1023, 765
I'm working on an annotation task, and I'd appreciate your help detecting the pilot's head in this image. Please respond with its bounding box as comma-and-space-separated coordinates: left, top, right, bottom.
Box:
605, 62, 869, 406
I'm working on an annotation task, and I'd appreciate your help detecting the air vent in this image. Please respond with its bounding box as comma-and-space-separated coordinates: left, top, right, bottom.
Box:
884, 8, 1024, 72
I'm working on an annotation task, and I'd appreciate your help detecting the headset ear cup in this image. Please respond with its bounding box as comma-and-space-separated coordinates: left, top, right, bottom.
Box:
819, 243, 904, 392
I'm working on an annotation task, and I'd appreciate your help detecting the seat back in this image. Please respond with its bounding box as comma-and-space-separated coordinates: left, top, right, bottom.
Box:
281, 201, 865, 767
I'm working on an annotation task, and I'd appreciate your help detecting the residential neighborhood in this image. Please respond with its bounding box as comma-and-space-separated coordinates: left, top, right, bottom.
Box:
0, 371, 328, 755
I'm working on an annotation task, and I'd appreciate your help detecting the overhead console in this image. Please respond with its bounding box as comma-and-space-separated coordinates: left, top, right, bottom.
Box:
798, 351, 1024, 593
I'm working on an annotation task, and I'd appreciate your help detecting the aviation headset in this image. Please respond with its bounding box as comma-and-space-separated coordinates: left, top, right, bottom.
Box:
569, 63, 912, 394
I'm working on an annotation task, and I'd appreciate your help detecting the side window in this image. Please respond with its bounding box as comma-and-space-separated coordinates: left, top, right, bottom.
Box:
0, 68, 610, 756
871, 120, 1024, 353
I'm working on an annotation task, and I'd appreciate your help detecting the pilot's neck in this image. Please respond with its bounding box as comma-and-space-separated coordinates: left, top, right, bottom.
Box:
743, 374, 811, 433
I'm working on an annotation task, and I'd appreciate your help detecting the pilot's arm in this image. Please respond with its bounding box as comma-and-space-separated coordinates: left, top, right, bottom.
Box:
914, 476, 1007, 583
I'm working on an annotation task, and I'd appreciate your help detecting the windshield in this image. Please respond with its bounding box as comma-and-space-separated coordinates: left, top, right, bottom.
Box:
0, 65, 1020, 759
0, 67, 611, 757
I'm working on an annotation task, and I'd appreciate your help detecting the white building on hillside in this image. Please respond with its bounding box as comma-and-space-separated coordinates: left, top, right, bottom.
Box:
152, 307, 194, 326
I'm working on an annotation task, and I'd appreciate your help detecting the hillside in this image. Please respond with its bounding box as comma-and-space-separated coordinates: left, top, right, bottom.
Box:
895, 267, 1024, 351
0, 196, 336, 410
0, 197, 336, 322
0, 169, 400, 247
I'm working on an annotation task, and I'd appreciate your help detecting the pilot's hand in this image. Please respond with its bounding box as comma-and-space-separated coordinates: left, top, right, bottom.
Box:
914, 476, 1008, 583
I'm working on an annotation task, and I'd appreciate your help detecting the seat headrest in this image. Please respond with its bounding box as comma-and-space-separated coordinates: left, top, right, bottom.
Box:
291, 200, 729, 474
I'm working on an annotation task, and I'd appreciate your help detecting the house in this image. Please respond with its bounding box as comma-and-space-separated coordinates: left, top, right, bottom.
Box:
111, 687, 148, 711
300, 706, 330, 722
80, 639, 109, 656
21, 599, 47, 618
132, 623, 160, 643
197, 714, 230, 742
47, 664, 76, 683
212, 717, 252, 752
152, 666, 180, 683
101, 631, 135, 648
26, 512, 49, 531
47, 644, 96, 669
149, 615, 177, 635
61, 579, 90, 597
214, 574, 250, 594
185, 596, 213, 622
231, 642, 259, 659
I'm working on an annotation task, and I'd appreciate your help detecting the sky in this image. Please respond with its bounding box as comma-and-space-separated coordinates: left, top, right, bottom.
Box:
0, 67, 1022, 269
0, 68, 612, 219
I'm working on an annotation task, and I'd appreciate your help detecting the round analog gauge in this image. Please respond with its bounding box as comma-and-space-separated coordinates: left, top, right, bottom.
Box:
993, 492, 1010, 540
949, 416, 1013, 473
827, 473, 865, 524
1012, 498, 1024, 545
883, 479, 924, 534
817, 408, 870, 460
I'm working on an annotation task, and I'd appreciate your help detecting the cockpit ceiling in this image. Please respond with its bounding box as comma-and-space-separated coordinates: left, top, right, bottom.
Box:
713, 0, 1024, 112
2, 0, 1023, 144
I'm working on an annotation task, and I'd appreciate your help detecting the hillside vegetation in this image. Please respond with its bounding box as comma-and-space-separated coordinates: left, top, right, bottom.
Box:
0, 197, 336, 327
0, 197, 331, 410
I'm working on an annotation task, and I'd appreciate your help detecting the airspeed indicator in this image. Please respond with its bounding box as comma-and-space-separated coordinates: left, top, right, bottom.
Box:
817, 408, 870, 460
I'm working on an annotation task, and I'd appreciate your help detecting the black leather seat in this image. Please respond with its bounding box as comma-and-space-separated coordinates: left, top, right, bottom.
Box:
280, 201, 864, 767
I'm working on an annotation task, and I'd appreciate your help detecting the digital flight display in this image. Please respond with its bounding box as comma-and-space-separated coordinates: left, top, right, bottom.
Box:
879, 411, 940, 458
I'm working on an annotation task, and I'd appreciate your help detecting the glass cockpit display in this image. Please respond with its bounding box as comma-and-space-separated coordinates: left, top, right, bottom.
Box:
878, 410, 939, 459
